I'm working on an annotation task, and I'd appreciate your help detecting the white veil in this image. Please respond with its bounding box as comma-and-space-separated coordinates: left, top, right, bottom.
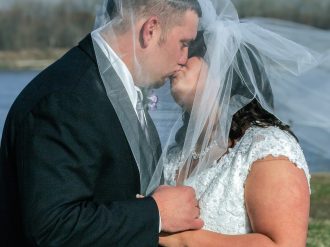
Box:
147, 0, 330, 194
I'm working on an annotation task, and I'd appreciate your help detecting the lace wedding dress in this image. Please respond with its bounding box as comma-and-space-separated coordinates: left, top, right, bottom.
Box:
164, 126, 311, 234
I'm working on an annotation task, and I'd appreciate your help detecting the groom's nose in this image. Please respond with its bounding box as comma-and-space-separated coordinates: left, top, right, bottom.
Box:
178, 47, 189, 66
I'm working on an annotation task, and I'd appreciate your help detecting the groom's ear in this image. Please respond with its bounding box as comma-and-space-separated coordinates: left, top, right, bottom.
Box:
139, 16, 160, 48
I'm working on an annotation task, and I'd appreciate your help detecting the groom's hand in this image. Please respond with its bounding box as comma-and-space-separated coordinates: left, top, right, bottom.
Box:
152, 185, 204, 232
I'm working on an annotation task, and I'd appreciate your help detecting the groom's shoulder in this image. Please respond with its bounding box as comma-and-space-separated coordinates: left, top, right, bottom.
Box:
25, 34, 99, 93
40, 34, 97, 86
7, 34, 105, 120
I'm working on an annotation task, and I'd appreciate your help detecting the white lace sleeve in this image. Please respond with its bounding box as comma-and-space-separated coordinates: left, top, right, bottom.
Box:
242, 126, 311, 189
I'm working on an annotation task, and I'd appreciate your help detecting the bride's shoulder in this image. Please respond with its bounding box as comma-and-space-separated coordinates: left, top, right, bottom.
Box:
241, 125, 311, 190
239, 125, 308, 171
243, 125, 298, 147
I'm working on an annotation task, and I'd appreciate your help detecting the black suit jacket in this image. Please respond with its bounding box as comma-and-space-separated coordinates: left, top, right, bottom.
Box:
0, 35, 161, 247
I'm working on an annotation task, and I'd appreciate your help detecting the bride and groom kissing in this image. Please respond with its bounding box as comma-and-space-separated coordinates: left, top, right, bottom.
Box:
0, 0, 313, 246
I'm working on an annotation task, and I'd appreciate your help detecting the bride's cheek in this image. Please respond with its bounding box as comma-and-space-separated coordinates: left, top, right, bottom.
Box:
172, 80, 188, 98
171, 87, 186, 106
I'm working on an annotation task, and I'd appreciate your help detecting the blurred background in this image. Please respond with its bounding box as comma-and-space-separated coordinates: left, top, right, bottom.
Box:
0, 0, 329, 246
0, 0, 329, 58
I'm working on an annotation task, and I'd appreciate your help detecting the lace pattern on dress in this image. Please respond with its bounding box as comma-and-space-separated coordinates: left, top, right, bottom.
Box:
164, 126, 311, 234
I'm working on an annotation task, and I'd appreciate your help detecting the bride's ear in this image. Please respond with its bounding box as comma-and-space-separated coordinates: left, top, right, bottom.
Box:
139, 16, 160, 48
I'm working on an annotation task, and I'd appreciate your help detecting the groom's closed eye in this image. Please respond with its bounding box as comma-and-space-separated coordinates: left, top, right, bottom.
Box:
181, 40, 193, 49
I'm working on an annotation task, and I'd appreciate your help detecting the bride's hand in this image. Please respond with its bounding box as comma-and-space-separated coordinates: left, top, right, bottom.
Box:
159, 232, 186, 247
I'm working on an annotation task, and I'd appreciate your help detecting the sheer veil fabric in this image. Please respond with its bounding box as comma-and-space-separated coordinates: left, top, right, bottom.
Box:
91, 0, 202, 194
146, 0, 330, 194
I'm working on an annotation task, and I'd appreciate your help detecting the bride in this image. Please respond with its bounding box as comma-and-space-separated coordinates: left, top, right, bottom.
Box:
150, 0, 330, 246
161, 50, 310, 246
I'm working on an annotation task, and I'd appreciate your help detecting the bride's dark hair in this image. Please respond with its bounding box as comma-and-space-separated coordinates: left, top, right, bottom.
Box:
175, 31, 297, 147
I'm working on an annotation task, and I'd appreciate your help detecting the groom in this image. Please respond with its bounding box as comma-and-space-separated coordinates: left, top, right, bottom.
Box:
0, 0, 203, 246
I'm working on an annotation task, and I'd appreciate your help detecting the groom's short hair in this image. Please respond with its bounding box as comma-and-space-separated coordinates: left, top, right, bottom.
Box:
107, 0, 202, 41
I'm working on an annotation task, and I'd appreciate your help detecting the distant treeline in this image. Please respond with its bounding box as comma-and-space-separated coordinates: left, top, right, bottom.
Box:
0, 0, 97, 51
0, 0, 329, 51
233, 0, 330, 29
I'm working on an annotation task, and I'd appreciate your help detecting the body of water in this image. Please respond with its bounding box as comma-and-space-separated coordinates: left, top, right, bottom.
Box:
0, 70, 38, 132
0, 70, 329, 172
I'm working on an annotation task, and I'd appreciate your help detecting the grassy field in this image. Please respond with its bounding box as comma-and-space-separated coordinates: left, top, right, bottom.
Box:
308, 173, 330, 247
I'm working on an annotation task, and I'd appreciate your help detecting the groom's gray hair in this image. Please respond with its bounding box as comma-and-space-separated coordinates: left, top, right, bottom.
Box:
108, 0, 202, 40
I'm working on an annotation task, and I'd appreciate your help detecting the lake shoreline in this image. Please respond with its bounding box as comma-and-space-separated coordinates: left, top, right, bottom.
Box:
311, 172, 330, 176
0, 48, 68, 70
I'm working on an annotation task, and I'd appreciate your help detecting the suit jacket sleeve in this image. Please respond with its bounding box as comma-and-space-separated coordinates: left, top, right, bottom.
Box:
16, 89, 159, 247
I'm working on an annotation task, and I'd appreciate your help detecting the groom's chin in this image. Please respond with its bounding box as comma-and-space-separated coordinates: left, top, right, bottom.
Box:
152, 78, 170, 89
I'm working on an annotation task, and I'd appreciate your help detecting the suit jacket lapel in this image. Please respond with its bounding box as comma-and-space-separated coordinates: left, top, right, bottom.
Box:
82, 35, 160, 194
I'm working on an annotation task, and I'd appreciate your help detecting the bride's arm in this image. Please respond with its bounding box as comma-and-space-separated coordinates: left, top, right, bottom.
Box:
160, 230, 278, 247
159, 156, 310, 247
